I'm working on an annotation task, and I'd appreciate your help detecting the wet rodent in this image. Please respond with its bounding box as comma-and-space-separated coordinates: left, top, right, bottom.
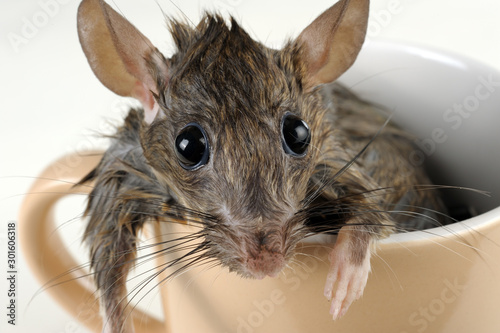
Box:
77, 0, 448, 331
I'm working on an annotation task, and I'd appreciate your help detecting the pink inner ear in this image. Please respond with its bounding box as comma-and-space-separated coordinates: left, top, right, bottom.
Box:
103, 0, 167, 124
132, 81, 159, 124
78, 0, 167, 124
296, 0, 369, 89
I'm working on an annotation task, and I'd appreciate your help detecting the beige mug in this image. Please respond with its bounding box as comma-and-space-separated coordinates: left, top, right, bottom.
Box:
19, 41, 500, 332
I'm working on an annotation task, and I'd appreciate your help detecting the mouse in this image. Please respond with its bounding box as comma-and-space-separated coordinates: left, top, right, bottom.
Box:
76, 0, 448, 331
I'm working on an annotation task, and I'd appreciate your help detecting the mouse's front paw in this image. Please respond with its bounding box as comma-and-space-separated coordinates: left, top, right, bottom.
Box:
323, 239, 371, 320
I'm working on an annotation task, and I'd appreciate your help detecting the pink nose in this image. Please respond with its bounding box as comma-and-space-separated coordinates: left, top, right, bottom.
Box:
246, 249, 285, 279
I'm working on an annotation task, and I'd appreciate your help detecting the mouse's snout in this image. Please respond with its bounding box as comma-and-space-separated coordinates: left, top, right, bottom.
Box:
237, 222, 303, 279
246, 247, 285, 279
245, 232, 286, 279
206, 188, 307, 279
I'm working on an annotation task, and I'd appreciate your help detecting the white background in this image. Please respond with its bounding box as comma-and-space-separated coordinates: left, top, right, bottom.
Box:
1, 0, 499, 332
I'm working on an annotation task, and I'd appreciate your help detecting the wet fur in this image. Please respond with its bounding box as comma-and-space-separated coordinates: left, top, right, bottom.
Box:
81, 15, 447, 331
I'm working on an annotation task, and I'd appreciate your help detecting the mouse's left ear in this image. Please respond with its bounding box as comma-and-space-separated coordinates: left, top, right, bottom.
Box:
77, 0, 168, 124
295, 0, 369, 90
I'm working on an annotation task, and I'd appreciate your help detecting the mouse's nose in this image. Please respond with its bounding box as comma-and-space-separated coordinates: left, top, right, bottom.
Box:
246, 242, 285, 279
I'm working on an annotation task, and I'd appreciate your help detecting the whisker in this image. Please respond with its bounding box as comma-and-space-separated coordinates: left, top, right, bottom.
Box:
120, 245, 211, 324
303, 114, 394, 207
370, 251, 403, 291
0, 175, 96, 188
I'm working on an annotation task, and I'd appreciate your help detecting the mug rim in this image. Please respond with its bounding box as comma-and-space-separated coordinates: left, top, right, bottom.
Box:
381, 205, 500, 244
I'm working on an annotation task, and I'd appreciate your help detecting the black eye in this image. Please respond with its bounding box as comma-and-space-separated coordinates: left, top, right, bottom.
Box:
281, 113, 311, 156
175, 123, 210, 170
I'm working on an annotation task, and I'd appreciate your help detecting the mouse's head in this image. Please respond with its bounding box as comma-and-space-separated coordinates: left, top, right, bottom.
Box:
77, 0, 369, 278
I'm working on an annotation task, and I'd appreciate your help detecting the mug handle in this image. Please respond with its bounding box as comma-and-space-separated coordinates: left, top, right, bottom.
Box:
19, 151, 167, 333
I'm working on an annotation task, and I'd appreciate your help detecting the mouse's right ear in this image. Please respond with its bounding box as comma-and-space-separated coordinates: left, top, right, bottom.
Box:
77, 0, 168, 124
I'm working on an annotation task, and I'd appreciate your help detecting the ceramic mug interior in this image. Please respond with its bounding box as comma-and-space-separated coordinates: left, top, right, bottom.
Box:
341, 40, 500, 214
